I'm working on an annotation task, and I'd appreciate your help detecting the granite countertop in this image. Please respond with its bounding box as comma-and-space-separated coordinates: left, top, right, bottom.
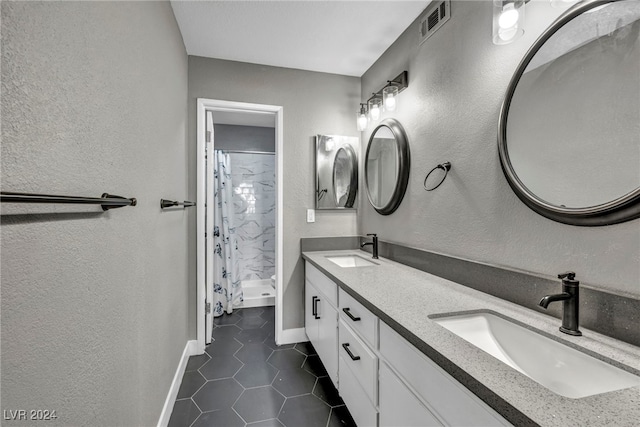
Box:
302, 250, 640, 427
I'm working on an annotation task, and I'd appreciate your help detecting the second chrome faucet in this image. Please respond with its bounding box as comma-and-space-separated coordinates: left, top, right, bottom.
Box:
361, 233, 378, 259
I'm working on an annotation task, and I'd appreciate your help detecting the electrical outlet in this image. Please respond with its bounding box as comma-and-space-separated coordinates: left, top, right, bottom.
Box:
306, 209, 315, 223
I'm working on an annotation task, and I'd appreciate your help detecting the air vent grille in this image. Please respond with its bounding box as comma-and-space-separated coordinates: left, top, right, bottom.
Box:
419, 0, 450, 45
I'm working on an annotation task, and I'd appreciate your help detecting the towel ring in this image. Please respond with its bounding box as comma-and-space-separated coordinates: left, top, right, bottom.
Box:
423, 162, 451, 191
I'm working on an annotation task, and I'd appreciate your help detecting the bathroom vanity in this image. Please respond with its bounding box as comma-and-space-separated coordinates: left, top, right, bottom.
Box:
302, 250, 640, 427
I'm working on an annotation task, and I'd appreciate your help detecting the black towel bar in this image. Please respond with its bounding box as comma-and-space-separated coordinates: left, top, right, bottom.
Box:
1, 191, 136, 211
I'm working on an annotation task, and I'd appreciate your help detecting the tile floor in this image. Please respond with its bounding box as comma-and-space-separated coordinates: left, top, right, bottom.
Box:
169, 306, 357, 427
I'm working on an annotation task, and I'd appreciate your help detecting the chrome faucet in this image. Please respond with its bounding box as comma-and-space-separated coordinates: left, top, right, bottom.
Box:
539, 272, 582, 336
361, 233, 378, 259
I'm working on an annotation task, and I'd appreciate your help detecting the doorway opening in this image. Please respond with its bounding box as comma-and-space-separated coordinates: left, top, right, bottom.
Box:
196, 99, 284, 352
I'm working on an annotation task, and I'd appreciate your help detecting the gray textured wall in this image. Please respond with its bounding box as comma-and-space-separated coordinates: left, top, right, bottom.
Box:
359, 1, 640, 296
1, 2, 189, 426
214, 124, 276, 153
188, 56, 359, 330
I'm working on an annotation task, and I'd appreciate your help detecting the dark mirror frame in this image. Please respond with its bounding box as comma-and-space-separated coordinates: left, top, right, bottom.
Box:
365, 118, 411, 215
332, 145, 358, 208
498, 0, 640, 226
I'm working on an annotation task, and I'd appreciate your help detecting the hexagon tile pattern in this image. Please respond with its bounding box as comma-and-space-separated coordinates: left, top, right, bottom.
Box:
168, 306, 356, 427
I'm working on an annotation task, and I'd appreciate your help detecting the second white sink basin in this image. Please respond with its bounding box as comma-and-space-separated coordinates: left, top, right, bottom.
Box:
432, 311, 640, 398
325, 255, 377, 268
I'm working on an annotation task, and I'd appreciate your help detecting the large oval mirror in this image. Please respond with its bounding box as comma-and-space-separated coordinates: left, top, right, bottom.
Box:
365, 118, 410, 215
333, 145, 358, 208
498, 0, 640, 226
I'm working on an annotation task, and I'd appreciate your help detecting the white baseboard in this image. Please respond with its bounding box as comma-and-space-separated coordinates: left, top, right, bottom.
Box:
157, 340, 199, 427
277, 327, 308, 345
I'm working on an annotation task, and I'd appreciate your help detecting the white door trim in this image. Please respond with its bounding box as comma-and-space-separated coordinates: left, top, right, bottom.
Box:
196, 98, 284, 353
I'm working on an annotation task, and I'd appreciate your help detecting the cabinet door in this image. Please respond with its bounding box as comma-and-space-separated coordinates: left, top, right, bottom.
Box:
305, 280, 318, 345
316, 296, 338, 386
379, 363, 442, 427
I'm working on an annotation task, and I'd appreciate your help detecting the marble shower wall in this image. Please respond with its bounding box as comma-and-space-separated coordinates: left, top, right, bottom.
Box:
229, 152, 276, 281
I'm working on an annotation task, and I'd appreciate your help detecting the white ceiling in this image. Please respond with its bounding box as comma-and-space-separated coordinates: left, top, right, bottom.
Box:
170, 0, 431, 77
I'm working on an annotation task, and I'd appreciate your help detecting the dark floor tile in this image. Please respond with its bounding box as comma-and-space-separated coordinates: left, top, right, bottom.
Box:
233, 386, 285, 424
272, 367, 317, 397
261, 319, 276, 331
303, 355, 328, 378
328, 405, 357, 427
214, 313, 240, 326
206, 335, 243, 357
313, 376, 343, 407
235, 342, 273, 364
248, 418, 284, 427
168, 399, 201, 427
294, 341, 317, 356
267, 349, 306, 371
260, 306, 275, 320
236, 314, 268, 330
234, 361, 278, 388
238, 307, 264, 318
278, 394, 331, 427
236, 327, 271, 344
211, 324, 242, 340
263, 334, 295, 350
186, 353, 211, 372
193, 378, 243, 412
192, 408, 244, 427
177, 370, 206, 399
199, 354, 243, 380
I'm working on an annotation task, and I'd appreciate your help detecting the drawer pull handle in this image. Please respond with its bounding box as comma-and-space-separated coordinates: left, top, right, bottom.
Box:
313, 296, 320, 319
311, 296, 317, 317
342, 343, 361, 361
342, 307, 361, 322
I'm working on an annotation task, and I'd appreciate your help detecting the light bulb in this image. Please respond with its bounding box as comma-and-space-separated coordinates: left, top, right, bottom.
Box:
383, 85, 398, 112
370, 104, 380, 121
357, 112, 368, 131
499, 3, 519, 29
385, 95, 396, 111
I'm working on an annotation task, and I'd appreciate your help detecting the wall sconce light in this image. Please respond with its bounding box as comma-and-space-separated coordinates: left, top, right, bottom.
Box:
368, 95, 383, 121
357, 103, 369, 132
493, 0, 526, 45
357, 71, 408, 131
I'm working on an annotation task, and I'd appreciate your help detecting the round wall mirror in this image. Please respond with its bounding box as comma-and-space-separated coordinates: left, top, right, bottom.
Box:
332, 145, 358, 208
365, 118, 410, 215
498, 0, 640, 226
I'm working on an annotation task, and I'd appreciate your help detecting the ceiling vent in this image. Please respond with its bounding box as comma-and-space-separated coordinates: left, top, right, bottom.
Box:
419, 0, 450, 45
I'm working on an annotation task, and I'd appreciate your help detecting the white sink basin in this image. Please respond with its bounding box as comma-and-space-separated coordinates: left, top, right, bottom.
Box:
325, 255, 378, 268
432, 311, 640, 398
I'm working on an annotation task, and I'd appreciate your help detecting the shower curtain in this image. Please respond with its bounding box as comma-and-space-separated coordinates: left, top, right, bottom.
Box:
212, 150, 242, 316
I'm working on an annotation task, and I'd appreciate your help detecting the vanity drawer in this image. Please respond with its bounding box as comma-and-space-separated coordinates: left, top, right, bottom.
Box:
339, 287, 378, 348
305, 263, 337, 307
339, 353, 378, 427
379, 322, 509, 426
339, 319, 378, 406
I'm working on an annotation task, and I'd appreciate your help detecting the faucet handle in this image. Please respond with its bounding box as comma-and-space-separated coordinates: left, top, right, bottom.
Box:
558, 271, 576, 280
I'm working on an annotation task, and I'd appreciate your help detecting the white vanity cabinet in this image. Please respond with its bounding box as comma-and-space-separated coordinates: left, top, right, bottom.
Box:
304, 261, 511, 427
378, 322, 510, 427
304, 263, 338, 386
